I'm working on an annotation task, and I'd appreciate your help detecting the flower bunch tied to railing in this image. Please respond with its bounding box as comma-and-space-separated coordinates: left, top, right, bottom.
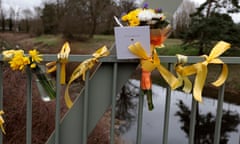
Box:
121, 3, 171, 48
120, 3, 178, 111
2, 49, 56, 101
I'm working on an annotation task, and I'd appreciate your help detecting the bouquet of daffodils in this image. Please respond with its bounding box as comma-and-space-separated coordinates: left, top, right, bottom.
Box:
3, 49, 56, 101
121, 3, 171, 48
120, 3, 173, 111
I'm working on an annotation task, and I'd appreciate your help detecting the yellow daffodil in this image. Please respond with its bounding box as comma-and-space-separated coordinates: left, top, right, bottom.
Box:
0, 110, 6, 134
121, 4, 168, 28
2, 50, 15, 60
2, 48, 56, 102
30, 63, 37, 69
29, 49, 42, 63
122, 8, 142, 26
9, 52, 30, 71
3, 49, 42, 71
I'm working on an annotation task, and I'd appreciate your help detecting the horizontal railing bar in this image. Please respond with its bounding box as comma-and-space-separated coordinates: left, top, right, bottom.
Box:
0, 54, 240, 64
64, 55, 240, 64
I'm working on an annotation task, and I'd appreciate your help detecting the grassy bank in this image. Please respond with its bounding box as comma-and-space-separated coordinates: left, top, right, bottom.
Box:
32, 34, 115, 54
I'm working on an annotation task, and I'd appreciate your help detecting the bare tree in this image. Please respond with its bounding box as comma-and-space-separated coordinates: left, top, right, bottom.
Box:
59, 0, 87, 39
117, 0, 137, 15
41, 2, 58, 34
41, 0, 137, 38
59, 0, 113, 39
87, 0, 112, 38
29, 7, 44, 36
173, 0, 196, 38
22, 9, 33, 32
0, 0, 6, 31
8, 7, 15, 31
14, 8, 20, 32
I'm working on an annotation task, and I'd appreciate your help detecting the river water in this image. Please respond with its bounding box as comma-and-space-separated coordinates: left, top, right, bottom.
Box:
115, 79, 240, 144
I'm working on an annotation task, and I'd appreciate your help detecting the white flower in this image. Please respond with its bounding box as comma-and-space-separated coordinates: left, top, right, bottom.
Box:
138, 9, 154, 21
152, 13, 164, 20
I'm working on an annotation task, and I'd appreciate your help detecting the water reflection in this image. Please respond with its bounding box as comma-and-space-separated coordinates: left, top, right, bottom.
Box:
115, 82, 139, 134
115, 79, 240, 144
176, 100, 240, 144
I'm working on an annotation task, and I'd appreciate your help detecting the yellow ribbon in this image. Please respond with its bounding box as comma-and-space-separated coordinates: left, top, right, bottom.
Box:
46, 42, 71, 84
64, 46, 110, 108
175, 54, 192, 93
177, 41, 230, 102
128, 42, 179, 90
0, 110, 6, 134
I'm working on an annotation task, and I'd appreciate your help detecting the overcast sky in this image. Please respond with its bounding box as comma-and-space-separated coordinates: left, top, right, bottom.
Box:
190, 0, 206, 4
1, 0, 240, 22
2, 0, 43, 10
1, 0, 206, 8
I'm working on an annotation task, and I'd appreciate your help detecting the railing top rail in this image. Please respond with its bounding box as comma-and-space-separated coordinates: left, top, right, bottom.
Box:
1, 54, 240, 64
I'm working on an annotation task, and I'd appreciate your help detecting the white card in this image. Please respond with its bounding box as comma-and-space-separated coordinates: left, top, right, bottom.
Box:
114, 26, 150, 59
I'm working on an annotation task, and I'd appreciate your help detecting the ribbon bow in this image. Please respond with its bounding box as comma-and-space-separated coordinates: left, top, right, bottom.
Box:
176, 41, 230, 102
129, 42, 179, 110
0, 110, 6, 134
128, 42, 179, 90
46, 42, 71, 84
175, 54, 192, 94
64, 46, 110, 108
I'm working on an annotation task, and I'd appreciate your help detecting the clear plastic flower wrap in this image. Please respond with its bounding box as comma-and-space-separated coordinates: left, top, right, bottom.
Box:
2, 49, 56, 101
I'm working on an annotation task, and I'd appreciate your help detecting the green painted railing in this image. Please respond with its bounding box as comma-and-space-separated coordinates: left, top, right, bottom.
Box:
0, 53, 240, 144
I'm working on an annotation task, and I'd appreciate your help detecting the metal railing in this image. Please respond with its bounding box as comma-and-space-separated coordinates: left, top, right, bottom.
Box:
0, 54, 240, 144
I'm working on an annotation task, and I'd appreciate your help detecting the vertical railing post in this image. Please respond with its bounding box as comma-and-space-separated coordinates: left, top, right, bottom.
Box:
136, 89, 144, 144
189, 98, 197, 144
26, 67, 32, 144
82, 71, 90, 144
0, 63, 3, 143
162, 63, 173, 144
136, 68, 145, 144
110, 63, 118, 144
213, 83, 225, 144
55, 62, 61, 144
